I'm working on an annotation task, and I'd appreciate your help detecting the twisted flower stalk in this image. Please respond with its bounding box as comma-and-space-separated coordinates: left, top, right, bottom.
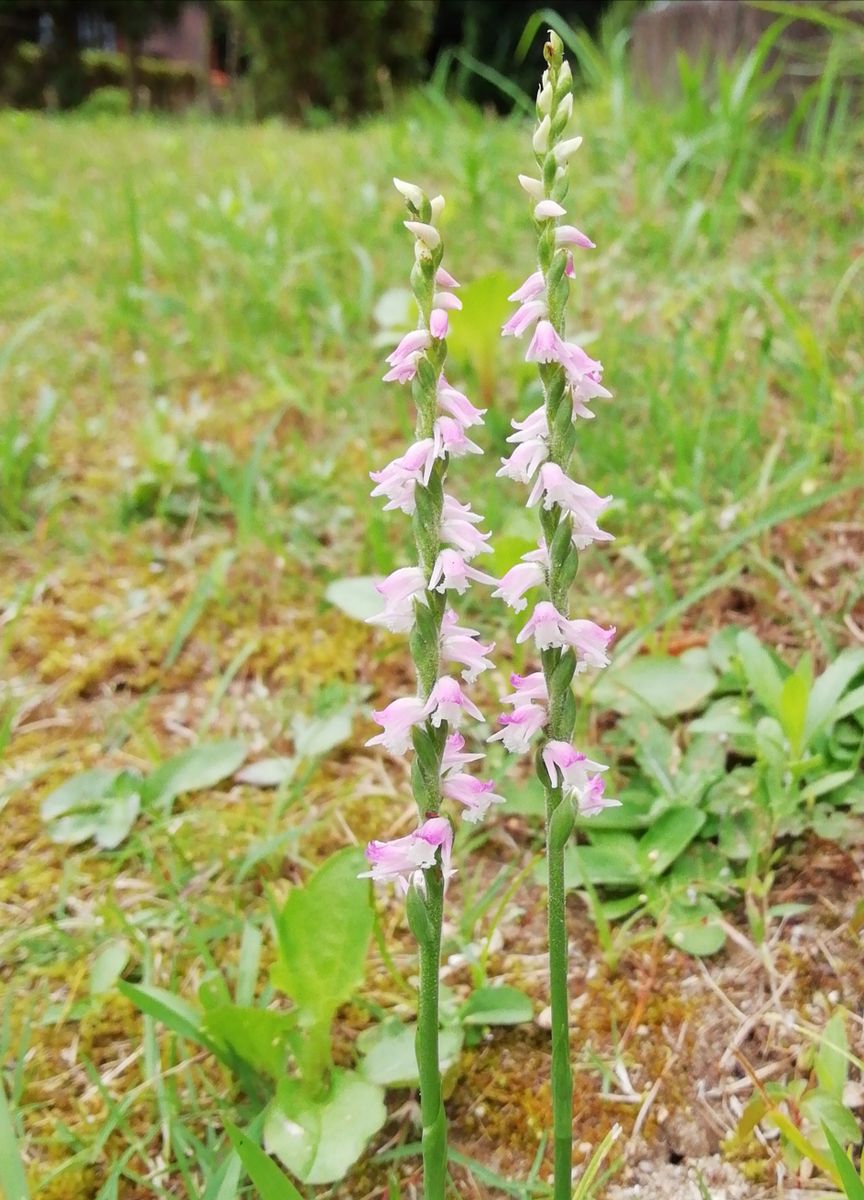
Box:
362, 180, 499, 1199
490, 33, 619, 1197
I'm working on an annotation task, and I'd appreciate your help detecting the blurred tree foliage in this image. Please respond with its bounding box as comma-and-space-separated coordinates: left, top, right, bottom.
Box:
226, 0, 437, 119
0, 0, 183, 107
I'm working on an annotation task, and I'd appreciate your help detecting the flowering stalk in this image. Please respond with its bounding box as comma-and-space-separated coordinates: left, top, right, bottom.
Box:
491, 33, 619, 1198
363, 181, 499, 1199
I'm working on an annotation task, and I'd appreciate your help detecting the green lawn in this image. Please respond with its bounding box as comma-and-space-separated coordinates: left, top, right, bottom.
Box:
1, 59, 863, 1198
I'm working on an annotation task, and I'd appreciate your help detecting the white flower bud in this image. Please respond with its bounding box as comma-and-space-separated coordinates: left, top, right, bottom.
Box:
536, 82, 553, 115
518, 174, 545, 199
557, 92, 573, 122
404, 220, 441, 249
558, 61, 572, 91
532, 115, 551, 154
534, 199, 566, 220
393, 177, 424, 208
554, 136, 583, 164
429, 194, 445, 223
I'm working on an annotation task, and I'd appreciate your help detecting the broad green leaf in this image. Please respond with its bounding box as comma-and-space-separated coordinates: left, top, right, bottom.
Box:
264, 1070, 386, 1185
804, 647, 864, 743
689, 697, 756, 740
594, 654, 717, 718
271, 848, 372, 1022
581, 787, 661, 831
599, 893, 644, 919
291, 707, 354, 759
801, 1090, 861, 1147
236, 758, 297, 787
637, 808, 705, 878
815, 1011, 849, 1100
563, 834, 641, 888
144, 740, 247, 808
97, 790, 142, 849
118, 981, 216, 1054
704, 767, 759, 816
801, 770, 856, 802
372, 287, 412, 333
717, 812, 757, 861
445, 271, 513, 386
778, 670, 809, 757
357, 1020, 463, 1088
736, 631, 784, 713
90, 940, 130, 995
204, 1006, 296, 1080
822, 1124, 864, 1199
661, 895, 726, 956
324, 576, 381, 622
460, 986, 533, 1026
225, 1123, 303, 1200
619, 713, 678, 795
40, 768, 122, 820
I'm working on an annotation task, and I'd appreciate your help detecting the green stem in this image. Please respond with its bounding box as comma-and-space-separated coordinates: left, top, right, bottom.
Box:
546, 794, 572, 1199
416, 872, 447, 1199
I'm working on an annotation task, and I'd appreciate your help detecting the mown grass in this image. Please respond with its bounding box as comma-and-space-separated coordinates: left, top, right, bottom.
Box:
1, 46, 863, 1198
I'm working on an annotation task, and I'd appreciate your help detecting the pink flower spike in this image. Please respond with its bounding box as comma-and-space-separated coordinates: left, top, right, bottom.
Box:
442, 773, 505, 824
502, 300, 547, 338
508, 271, 545, 304
430, 308, 449, 339
429, 549, 497, 595
441, 730, 484, 776
386, 328, 431, 366
488, 702, 547, 753
542, 740, 607, 793
365, 695, 428, 755
368, 566, 427, 632
526, 464, 611, 526
525, 320, 564, 364
491, 560, 546, 611
361, 816, 453, 892
426, 675, 483, 728
555, 225, 595, 250
534, 199, 567, 220
579, 775, 620, 817
437, 378, 486, 427
436, 266, 461, 289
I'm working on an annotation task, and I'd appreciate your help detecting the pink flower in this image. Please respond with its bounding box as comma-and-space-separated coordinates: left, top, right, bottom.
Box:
509, 271, 545, 303
440, 512, 492, 560
526, 319, 564, 364
555, 225, 595, 250
502, 300, 547, 338
567, 619, 616, 670
433, 291, 462, 311
534, 199, 567, 220
578, 774, 619, 816
368, 566, 426, 632
362, 816, 453, 892
366, 695, 427, 755
542, 740, 607, 793
526, 464, 613, 547
386, 328, 431, 365
433, 417, 482, 462
440, 610, 495, 682
437, 378, 486, 427
436, 266, 461, 289
560, 342, 602, 379
488, 703, 547, 753
369, 438, 436, 511
491, 560, 545, 611
383, 354, 423, 384
503, 670, 548, 706
442, 773, 505, 824
515, 601, 573, 651
496, 438, 548, 483
426, 675, 483, 728
430, 308, 449, 339
442, 494, 483, 525
441, 731, 484, 775
429, 549, 496, 595
508, 405, 548, 443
